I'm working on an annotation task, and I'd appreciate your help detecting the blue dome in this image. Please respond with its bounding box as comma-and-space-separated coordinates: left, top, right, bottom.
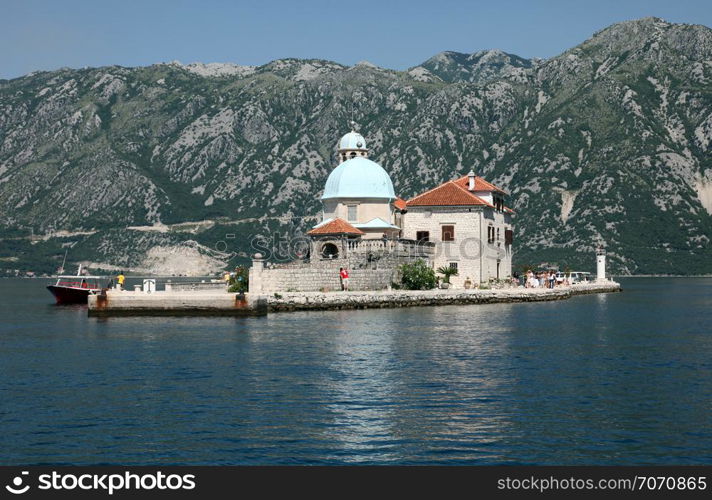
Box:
322, 157, 395, 200
338, 131, 367, 151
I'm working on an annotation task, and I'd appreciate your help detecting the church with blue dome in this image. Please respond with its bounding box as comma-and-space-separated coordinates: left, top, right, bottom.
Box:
296, 127, 514, 287
308, 129, 404, 242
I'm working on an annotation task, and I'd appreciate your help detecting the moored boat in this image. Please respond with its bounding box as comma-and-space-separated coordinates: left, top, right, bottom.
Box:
47, 265, 107, 304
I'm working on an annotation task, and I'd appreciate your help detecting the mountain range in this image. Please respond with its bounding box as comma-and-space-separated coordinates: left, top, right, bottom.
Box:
1, 17, 711, 276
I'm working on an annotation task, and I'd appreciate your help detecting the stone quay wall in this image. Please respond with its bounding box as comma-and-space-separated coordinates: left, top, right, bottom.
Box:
249, 239, 435, 294
88, 289, 267, 316
252, 259, 400, 293
250, 247, 435, 293
266, 282, 622, 312
85, 282, 621, 317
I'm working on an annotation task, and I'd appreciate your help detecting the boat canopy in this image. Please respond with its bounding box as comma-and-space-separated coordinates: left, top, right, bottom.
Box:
55, 275, 106, 279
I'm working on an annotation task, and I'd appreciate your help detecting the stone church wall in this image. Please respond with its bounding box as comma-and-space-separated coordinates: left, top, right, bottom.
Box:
249, 247, 432, 293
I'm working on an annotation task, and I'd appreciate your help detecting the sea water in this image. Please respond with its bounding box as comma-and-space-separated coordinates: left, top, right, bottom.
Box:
0, 277, 710, 465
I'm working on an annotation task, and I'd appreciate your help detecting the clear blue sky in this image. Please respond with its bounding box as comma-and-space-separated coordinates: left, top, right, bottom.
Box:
1, 0, 711, 79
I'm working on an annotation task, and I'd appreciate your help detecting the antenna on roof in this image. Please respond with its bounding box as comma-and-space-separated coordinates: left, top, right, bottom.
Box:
348, 92, 358, 132
59, 249, 68, 274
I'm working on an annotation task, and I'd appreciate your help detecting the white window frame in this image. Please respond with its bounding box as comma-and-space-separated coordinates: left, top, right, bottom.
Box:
347, 204, 358, 222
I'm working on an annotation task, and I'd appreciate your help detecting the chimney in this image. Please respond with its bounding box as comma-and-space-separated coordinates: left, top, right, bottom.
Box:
468, 170, 475, 191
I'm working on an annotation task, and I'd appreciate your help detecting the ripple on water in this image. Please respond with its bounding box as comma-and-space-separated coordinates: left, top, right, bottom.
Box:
0, 278, 711, 464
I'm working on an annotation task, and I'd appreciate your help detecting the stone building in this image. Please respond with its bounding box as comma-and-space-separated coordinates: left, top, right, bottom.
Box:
249, 128, 513, 293
403, 171, 514, 288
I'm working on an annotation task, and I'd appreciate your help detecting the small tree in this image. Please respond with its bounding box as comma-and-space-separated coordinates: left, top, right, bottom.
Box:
436, 265, 459, 284
228, 265, 249, 293
400, 259, 436, 290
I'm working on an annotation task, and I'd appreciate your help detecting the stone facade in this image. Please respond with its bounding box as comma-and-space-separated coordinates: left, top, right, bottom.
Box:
322, 198, 397, 238
251, 260, 394, 293
402, 206, 513, 287
250, 240, 434, 293
481, 208, 514, 283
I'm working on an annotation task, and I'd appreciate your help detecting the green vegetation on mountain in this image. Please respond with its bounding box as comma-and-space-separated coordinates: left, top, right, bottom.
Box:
1, 17, 711, 275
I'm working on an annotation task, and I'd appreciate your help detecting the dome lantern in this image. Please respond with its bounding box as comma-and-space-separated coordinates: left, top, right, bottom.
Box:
337, 125, 368, 163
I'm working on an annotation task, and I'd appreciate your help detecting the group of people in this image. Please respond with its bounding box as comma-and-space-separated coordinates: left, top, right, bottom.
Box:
524, 270, 558, 289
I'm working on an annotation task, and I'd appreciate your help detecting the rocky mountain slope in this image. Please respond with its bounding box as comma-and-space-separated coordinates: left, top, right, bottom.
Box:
412, 49, 535, 84
1, 17, 711, 275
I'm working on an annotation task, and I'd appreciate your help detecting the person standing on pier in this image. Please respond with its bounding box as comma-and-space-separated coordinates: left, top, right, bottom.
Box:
340, 267, 350, 291
117, 271, 125, 291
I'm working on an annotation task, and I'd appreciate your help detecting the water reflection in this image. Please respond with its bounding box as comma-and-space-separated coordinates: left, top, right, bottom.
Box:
307, 306, 521, 463
1, 278, 711, 464
318, 311, 402, 462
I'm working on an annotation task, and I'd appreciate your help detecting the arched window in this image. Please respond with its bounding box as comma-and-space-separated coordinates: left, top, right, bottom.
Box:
321, 243, 339, 259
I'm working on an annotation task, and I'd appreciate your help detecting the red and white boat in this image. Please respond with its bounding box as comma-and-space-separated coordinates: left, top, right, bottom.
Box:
47, 265, 107, 304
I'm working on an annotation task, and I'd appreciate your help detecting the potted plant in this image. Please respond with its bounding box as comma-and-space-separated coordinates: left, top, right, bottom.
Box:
436, 266, 459, 289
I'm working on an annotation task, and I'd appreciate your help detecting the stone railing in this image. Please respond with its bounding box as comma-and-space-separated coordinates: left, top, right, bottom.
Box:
263, 260, 322, 270
164, 281, 227, 292
346, 238, 434, 258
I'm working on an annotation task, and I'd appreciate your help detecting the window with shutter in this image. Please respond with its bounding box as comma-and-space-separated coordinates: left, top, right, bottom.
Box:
441, 225, 455, 242
505, 229, 514, 245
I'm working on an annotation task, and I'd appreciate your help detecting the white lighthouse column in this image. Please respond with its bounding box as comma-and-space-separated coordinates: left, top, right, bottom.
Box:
596, 248, 606, 282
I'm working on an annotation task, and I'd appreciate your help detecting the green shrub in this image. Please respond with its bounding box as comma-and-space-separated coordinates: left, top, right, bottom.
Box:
400, 259, 436, 290
227, 265, 249, 293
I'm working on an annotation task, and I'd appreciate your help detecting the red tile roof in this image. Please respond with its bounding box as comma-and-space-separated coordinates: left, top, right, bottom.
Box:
452, 174, 507, 194
307, 218, 365, 236
392, 197, 407, 211
406, 180, 495, 208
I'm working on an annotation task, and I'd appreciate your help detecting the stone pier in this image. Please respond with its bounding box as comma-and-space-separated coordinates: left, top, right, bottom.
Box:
266, 282, 622, 312
88, 289, 268, 316
86, 281, 620, 317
